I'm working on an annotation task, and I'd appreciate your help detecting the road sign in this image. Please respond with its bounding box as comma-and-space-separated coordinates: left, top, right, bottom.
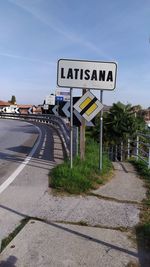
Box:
55, 89, 70, 101
45, 95, 55, 105
74, 91, 103, 122
62, 101, 70, 117
59, 98, 94, 126
73, 109, 94, 127
43, 104, 49, 110
57, 59, 117, 90
14, 107, 20, 114
56, 96, 64, 102
2, 106, 20, 114
28, 107, 33, 114
52, 105, 59, 115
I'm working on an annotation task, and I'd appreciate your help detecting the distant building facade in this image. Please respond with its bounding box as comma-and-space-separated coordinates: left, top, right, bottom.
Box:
0, 100, 42, 114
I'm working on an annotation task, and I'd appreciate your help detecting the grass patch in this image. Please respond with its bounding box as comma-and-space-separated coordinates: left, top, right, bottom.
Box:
1, 217, 30, 252
49, 139, 112, 194
129, 158, 150, 251
129, 158, 150, 180
126, 261, 140, 267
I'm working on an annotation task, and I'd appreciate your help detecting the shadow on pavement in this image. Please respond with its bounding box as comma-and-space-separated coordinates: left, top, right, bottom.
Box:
0, 204, 139, 260
136, 229, 150, 267
9, 124, 39, 134
0, 255, 17, 267
0, 152, 55, 172
45, 221, 139, 258
0, 204, 28, 218
7, 146, 31, 155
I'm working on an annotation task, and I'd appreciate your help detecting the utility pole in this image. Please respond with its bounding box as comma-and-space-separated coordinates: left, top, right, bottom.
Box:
99, 90, 103, 170
80, 88, 87, 160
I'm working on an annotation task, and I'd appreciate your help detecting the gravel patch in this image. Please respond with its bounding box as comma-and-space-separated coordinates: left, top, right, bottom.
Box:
31, 194, 140, 228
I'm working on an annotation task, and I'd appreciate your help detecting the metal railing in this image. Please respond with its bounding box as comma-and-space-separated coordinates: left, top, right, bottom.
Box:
0, 112, 71, 157
105, 133, 150, 169
131, 133, 150, 169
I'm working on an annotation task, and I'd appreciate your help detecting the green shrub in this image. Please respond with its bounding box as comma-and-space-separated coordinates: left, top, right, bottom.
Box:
49, 139, 112, 194
136, 223, 150, 249
129, 158, 150, 179
130, 158, 150, 250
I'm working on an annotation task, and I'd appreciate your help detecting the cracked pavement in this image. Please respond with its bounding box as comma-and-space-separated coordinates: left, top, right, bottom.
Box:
0, 121, 148, 266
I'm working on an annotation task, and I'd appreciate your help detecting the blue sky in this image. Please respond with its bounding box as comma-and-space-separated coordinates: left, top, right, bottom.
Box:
0, 0, 150, 108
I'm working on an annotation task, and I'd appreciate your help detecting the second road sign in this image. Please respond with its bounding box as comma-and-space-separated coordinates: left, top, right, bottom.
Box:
74, 91, 103, 122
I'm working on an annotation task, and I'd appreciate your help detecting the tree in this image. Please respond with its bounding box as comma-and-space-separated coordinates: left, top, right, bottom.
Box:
103, 103, 134, 144
88, 102, 146, 145
104, 102, 146, 143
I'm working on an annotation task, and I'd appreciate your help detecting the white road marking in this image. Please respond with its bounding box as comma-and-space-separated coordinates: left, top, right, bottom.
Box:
0, 126, 42, 195
38, 134, 47, 158
42, 134, 47, 148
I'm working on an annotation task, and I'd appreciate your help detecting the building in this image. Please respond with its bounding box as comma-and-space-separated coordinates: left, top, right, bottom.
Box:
0, 100, 42, 114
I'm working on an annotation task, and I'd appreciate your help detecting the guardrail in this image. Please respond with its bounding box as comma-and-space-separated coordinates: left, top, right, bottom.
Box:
130, 133, 150, 169
105, 132, 150, 169
0, 112, 71, 157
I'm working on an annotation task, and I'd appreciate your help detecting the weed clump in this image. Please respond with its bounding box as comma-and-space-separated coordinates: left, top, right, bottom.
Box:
49, 139, 112, 194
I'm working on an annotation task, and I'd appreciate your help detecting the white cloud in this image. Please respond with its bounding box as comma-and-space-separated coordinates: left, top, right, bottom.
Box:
8, 0, 110, 59
0, 51, 55, 65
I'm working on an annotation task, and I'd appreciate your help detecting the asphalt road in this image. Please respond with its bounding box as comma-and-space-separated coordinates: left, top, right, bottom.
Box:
0, 119, 39, 186
0, 119, 64, 241
0, 120, 149, 266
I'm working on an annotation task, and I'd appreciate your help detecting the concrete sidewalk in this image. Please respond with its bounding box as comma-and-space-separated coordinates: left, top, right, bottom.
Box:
92, 162, 146, 202
0, 220, 138, 267
0, 162, 149, 266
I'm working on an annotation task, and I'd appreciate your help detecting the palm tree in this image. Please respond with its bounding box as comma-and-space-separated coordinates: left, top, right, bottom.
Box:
88, 101, 146, 145
102, 102, 146, 159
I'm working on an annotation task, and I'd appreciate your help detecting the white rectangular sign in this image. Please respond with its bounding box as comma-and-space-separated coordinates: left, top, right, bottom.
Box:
43, 104, 49, 110
57, 59, 117, 90
45, 95, 55, 105
55, 89, 70, 101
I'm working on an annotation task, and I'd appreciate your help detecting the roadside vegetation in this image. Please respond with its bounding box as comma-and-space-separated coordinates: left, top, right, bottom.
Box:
88, 102, 147, 146
129, 159, 150, 250
1, 217, 29, 252
49, 102, 148, 195
49, 139, 112, 194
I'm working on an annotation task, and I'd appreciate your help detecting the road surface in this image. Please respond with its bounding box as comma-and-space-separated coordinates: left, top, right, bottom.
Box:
0, 119, 39, 188
0, 119, 64, 241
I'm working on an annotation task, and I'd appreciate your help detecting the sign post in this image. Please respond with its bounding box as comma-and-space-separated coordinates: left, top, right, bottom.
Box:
70, 88, 73, 168
80, 88, 87, 160
99, 90, 103, 171
57, 59, 117, 170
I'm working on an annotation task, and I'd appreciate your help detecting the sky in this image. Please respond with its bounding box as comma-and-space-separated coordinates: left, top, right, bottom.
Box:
0, 0, 150, 108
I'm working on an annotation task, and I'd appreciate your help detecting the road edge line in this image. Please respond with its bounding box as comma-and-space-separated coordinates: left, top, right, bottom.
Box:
0, 125, 42, 195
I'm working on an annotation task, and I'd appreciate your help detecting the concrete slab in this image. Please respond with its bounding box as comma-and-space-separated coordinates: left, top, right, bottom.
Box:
30, 194, 140, 228
0, 124, 64, 242
92, 162, 146, 202
0, 220, 139, 267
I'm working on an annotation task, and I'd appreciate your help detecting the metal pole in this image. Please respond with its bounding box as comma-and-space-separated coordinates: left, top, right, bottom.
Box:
127, 138, 130, 159
115, 145, 118, 161
76, 127, 79, 156
80, 89, 86, 160
121, 142, 123, 162
136, 135, 139, 161
70, 88, 73, 168
148, 147, 150, 169
111, 146, 114, 161
99, 90, 103, 171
